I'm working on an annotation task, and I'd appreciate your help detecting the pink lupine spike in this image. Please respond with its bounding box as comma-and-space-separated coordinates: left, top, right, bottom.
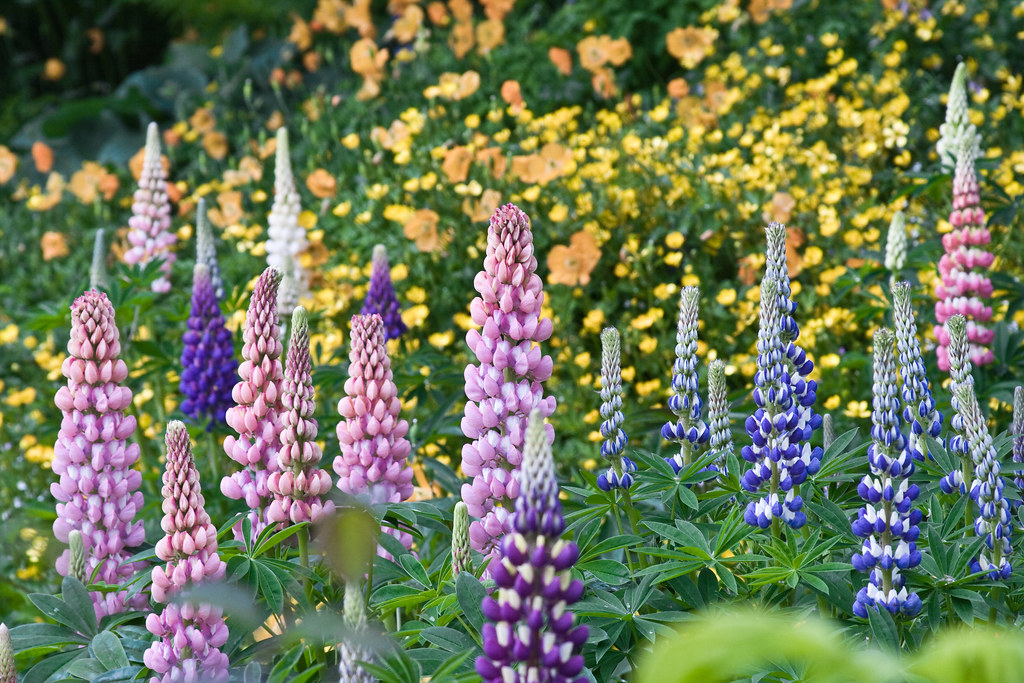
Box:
222, 268, 285, 538
267, 307, 336, 525
334, 314, 413, 555
460, 204, 555, 573
52, 289, 145, 619
123, 122, 176, 293
145, 421, 229, 683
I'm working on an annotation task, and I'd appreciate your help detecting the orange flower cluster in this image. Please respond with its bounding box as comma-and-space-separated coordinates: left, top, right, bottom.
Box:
510, 143, 575, 185
576, 35, 632, 98
423, 70, 481, 100
547, 230, 601, 287
350, 37, 389, 100
665, 26, 718, 69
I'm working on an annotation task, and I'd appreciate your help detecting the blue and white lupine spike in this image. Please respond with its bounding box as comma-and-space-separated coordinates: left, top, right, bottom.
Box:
892, 281, 943, 462
884, 212, 908, 276
956, 384, 1013, 580
662, 287, 710, 473
851, 328, 923, 618
1013, 386, 1024, 505
596, 327, 635, 491
940, 315, 973, 494
195, 197, 224, 301
707, 359, 733, 470
740, 278, 807, 530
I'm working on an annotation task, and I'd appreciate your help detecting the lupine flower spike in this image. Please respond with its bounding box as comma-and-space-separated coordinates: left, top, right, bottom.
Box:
145, 421, 230, 683
461, 204, 556, 568
195, 197, 224, 301
452, 500, 472, 576
0, 623, 13, 683
124, 122, 175, 293
940, 315, 973, 495
68, 529, 87, 584
662, 287, 710, 474
851, 329, 923, 618
707, 359, 733, 469
267, 307, 335, 525
180, 264, 236, 429
90, 228, 109, 292
596, 327, 634, 491
884, 212, 907, 282
936, 62, 979, 170
335, 314, 414, 553
1013, 387, 1024, 505
956, 385, 1013, 579
221, 267, 285, 539
361, 244, 407, 340
934, 134, 995, 370
53, 289, 145, 618
338, 581, 373, 683
265, 127, 308, 318
892, 281, 943, 462
476, 410, 588, 683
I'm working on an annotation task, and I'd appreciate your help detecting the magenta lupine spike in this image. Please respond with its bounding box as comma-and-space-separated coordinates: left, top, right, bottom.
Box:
52, 290, 145, 619
461, 203, 556, 571
124, 122, 176, 293
267, 307, 335, 525
334, 314, 414, 552
934, 135, 995, 371
145, 421, 229, 683
221, 268, 285, 539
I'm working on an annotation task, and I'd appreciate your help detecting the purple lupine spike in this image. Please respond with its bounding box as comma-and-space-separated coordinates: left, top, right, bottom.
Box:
334, 314, 414, 553
0, 623, 15, 683
940, 315, 972, 495
892, 281, 943, 462
144, 421, 230, 682
476, 410, 587, 683
956, 385, 1013, 580
662, 287, 710, 474
180, 264, 236, 429
361, 244, 407, 341
124, 122, 176, 293
1013, 387, 1024, 504
461, 204, 556, 570
596, 327, 635, 491
851, 329, 923, 618
221, 267, 285, 539
52, 290, 145, 619
267, 307, 335, 525
708, 359, 733, 469
935, 134, 995, 371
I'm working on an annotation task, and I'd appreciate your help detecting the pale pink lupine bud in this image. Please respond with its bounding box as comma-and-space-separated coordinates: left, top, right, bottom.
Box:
334, 314, 413, 554
267, 307, 335, 525
265, 127, 308, 317
461, 203, 555, 572
52, 289, 145, 619
123, 122, 176, 293
222, 268, 285, 538
0, 623, 14, 683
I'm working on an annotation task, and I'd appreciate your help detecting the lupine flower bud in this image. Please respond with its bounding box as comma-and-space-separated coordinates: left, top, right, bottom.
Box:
461, 204, 556, 570
707, 358, 733, 468
936, 63, 979, 170
596, 327, 634, 491
955, 385, 1012, 580
662, 287, 710, 473
892, 281, 943, 462
267, 307, 335, 525
823, 414, 836, 451
884, 212, 907, 275
195, 197, 224, 301
0, 623, 13, 683
123, 122, 175, 293
222, 268, 285, 539
476, 410, 587, 683
940, 314, 972, 494
361, 244, 407, 340
68, 529, 87, 584
1013, 387, 1024, 502
338, 581, 373, 683
452, 501, 472, 576
52, 290, 145, 619
335, 314, 414, 553
851, 329, 923, 618
265, 127, 308, 317
145, 421, 230, 682
180, 264, 236, 429
89, 228, 109, 292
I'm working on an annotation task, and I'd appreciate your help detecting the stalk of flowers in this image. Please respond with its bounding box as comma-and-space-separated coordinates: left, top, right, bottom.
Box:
144, 421, 230, 682
68, 529, 87, 584
452, 500, 472, 576
883, 211, 907, 283
851, 328, 923, 618
361, 244, 407, 341
741, 278, 807, 530
892, 281, 943, 462
661, 287, 710, 474
596, 326, 634, 491
461, 203, 556, 566
1013, 387, 1024, 504
265, 127, 308, 318
955, 384, 1013, 580
940, 315, 973, 495
221, 267, 284, 539
52, 289, 145, 618
267, 307, 335, 525
823, 414, 836, 451
179, 264, 236, 429
338, 580, 374, 683
334, 313, 414, 552
90, 228, 109, 291
476, 410, 588, 683
195, 197, 224, 301
124, 122, 175, 293
0, 623, 13, 683
707, 358, 733, 468
934, 134, 995, 371
936, 62, 979, 171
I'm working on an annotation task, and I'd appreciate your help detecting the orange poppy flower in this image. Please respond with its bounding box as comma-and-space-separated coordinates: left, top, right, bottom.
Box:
448, 0, 474, 23
306, 168, 337, 198
41, 231, 70, 260
665, 26, 718, 69
442, 146, 473, 183
208, 191, 244, 228
449, 21, 475, 58
0, 146, 17, 183
549, 47, 572, 75
350, 38, 387, 80
548, 230, 601, 286
403, 208, 442, 252
667, 77, 690, 99
591, 67, 618, 99
476, 19, 505, 54
481, 0, 515, 21
462, 188, 502, 223
456, 70, 481, 99
500, 80, 524, 113
189, 107, 216, 133
303, 51, 323, 73
475, 147, 507, 179
606, 37, 632, 66
391, 4, 424, 43
427, 2, 450, 25
703, 80, 738, 114
288, 15, 313, 51
202, 131, 229, 160
577, 35, 609, 72
537, 142, 574, 184
313, 0, 347, 33
98, 172, 119, 200
346, 0, 376, 38
32, 141, 53, 173
69, 162, 111, 204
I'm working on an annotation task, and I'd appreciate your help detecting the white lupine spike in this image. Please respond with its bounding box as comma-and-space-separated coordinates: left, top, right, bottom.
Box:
937, 63, 981, 170
265, 127, 309, 316
884, 211, 907, 273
